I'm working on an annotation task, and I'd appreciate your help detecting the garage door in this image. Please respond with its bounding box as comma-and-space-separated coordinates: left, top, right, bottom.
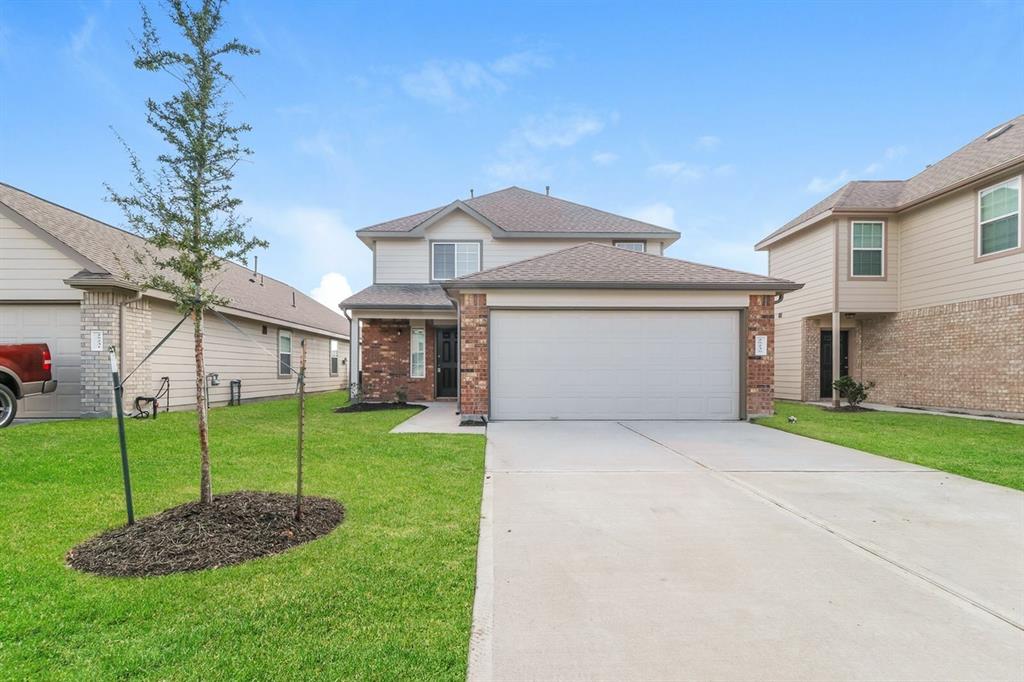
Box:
0, 303, 81, 418
490, 309, 740, 420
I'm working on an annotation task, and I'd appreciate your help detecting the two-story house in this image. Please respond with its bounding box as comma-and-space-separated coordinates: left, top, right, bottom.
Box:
756, 115, 1024, 417
342, 187, 800, 422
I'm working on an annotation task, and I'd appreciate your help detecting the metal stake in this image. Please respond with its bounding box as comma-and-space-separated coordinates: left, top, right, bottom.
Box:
109, 347, 135, 526
296, 338, 307, 521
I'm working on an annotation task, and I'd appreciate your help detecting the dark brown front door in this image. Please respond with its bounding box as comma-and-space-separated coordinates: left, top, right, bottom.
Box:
435, 327, 458, 398
820, 329, 850, 398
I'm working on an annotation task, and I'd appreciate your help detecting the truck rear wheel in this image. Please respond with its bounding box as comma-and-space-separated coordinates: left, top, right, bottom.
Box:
0, 383, 16, 428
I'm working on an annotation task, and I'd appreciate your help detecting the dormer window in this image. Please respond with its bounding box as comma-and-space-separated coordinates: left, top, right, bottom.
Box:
432, 242, 481, 280
613, 240, 646, 253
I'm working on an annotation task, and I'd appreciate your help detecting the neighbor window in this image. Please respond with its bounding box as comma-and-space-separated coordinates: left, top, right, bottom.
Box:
432, 242, 481, 280
851, 221, 884, 277
278, 329, 292, 376
329, 339, 339, 376
410, 327, 426, 378
978, 177, 1021, 256
613, 241, 646, 252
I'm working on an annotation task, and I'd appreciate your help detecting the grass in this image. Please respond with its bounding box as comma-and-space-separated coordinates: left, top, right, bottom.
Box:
0, 391, 486, 680
755, 401, 1024, 491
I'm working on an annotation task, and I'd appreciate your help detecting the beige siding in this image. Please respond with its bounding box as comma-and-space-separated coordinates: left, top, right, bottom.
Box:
148, 301, 349, 410
372, 210, 641, 283
0, 209, 83, 301
767, 220, 835, 400
899, 181, 1024, 310
837, 216, 899, 312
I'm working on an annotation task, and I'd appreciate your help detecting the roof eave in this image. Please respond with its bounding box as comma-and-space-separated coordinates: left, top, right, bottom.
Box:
341, 302, 455, 310
442, 280, 803, 292
361, 229, 680, 240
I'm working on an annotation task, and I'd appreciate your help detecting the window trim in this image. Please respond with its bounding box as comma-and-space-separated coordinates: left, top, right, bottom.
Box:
329, 338, 339, 377
613, 240, 646, 253
430, 240, 482, 281
976, 175, 1022, 261
277, 329, 292, 378
848, 219, 886, 280
409, 324, 426, 379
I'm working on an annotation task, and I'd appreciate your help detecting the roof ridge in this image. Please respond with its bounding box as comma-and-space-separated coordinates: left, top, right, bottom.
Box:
486, 185, 675, 233
582, 241, 784, 281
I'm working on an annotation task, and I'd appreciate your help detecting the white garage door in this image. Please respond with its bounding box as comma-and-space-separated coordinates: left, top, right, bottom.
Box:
0, 303, 81, 418
490, 309, 740, 420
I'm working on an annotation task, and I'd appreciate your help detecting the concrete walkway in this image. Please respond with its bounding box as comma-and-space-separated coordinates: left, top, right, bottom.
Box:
389, 401, 485, 435
471, 420, 1024, 681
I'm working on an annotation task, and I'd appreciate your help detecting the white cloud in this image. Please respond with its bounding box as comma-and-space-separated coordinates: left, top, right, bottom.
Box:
311, 272, 353, 314
486, 156, 552, 184
520, 113, 604, 149
628, 202, 677, 229
69, 15, 96, 57
713, 164, 736, 177
296, 131, 339, 160
648, 161, 704, 181
695, 135, 721, 150
400, 50, 551, 109
591, 151, 618, 166
805, 144, 910, 194
490, 50, 552, 76
806, 170, 851, 194
884, 145, 908, 160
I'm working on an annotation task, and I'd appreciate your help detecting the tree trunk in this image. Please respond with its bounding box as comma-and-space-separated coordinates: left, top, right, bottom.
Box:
194, 306, 213, 504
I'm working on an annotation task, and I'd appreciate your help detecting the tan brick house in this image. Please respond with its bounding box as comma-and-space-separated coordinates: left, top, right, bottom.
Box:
756, 115, 1024, 416
0, 183, 349, 419
342, 187, 799, 422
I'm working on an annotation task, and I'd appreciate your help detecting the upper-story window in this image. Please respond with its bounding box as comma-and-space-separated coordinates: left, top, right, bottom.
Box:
432, 242, 481, 280
978, 176, 1020, 257
613, 241, 646, 253
851, 221, 885, 277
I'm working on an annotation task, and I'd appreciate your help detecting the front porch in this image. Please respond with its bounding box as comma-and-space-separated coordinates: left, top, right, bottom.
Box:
350, 315, 459, 403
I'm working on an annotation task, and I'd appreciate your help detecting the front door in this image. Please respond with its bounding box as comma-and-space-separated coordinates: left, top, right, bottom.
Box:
820, 329, 850, 398
435, 327, 458, 398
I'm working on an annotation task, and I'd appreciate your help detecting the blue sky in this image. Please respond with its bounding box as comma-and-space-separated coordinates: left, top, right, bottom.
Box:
2, 0, 1022, 310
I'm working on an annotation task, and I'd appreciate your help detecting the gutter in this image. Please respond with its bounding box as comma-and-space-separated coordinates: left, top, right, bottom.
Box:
442, 281, 804, 292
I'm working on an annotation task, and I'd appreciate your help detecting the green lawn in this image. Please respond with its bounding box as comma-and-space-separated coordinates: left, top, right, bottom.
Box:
0, 391, 485, 680
755, 401, 1024, 490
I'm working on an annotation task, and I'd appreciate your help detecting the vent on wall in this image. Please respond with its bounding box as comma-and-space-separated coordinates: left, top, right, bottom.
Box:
261, 325, 268, 335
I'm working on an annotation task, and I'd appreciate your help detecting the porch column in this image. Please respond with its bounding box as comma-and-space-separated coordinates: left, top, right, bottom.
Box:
348, 312, 360, 399
831, 309, 841, 408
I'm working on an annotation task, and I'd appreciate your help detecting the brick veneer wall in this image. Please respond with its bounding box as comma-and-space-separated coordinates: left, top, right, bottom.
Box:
78, 289, 152, 417
458, 294, 489, 418
859, 293, 1024, 415
360, 319, 435, 401
801, 318, 862, 401
746, 294, 776, 416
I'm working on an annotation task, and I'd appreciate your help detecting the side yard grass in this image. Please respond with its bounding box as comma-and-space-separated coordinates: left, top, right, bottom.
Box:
0, 391, 485, 680
755, 401, 1024, 491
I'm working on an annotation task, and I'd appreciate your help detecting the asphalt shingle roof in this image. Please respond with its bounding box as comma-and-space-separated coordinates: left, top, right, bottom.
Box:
358, 186, 679, 236
760, 115, 1024, 246
442, 242, 801, 291
0, 183, 349, 337
340, 284, 453, 309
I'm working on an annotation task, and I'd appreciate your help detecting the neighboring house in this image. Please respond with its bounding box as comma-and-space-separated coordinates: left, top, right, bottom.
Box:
756, 116, 1024, 416
342, 186, 800, 421
0, 183, 350, 419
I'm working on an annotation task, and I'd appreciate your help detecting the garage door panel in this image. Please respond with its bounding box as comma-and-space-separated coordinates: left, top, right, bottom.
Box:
491, 309, 740, 421
0, 303, 81, 418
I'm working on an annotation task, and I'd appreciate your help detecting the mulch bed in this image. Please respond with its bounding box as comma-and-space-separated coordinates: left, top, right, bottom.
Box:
334, 401, 425, 414
823, 405, 875, 412
67, 491, 344, 578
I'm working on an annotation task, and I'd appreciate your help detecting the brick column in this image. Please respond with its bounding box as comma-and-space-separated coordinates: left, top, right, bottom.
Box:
746, 294, 775, 417
78, 289, 151, 417
458, 293, 488, 421
360, 319, 436, 401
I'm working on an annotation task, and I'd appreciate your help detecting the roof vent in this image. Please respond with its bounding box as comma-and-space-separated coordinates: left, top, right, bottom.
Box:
985, 122, 1013, 141
545, 185, 550, 196
470, 188, 474, 198
292, 291, 296, 307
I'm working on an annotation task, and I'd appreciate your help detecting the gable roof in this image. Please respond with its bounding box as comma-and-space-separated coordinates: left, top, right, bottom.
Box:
357, 186, 680, 239
441, 242, 801, 291
340, 283, 453, 310
0, 183, 349, 338
757, 114, 1024, 249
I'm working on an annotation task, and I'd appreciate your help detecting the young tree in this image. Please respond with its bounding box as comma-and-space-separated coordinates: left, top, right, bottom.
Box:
109, 0, 264, 504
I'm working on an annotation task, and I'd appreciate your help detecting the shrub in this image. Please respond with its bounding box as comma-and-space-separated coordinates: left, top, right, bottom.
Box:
832, 376, 875, 407
395, 387, 408, 404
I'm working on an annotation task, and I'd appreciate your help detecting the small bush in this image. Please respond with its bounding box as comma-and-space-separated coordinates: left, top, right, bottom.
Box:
832, 375, 875, 407
395, 387, 408, 404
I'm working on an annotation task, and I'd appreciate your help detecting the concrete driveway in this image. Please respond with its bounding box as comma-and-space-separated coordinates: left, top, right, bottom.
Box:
469, 421, 1024, 681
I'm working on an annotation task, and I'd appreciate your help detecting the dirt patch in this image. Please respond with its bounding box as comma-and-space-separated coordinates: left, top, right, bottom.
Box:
67, 491, 344, 577
334, 402, 426, 414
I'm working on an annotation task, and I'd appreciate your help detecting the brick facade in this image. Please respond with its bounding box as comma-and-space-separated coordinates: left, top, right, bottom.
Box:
746, 294, 776, 416
360, 319, 436, 402
78, 289, 151, 417
800, 318, 861, 401
458, 294, 489, 419
858, 293, 1024, 415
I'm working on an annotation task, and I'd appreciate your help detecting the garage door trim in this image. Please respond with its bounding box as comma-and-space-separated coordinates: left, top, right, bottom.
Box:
487, 306, 748, 421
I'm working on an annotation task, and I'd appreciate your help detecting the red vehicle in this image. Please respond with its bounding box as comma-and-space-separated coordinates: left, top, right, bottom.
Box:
0, 343, 58, 427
